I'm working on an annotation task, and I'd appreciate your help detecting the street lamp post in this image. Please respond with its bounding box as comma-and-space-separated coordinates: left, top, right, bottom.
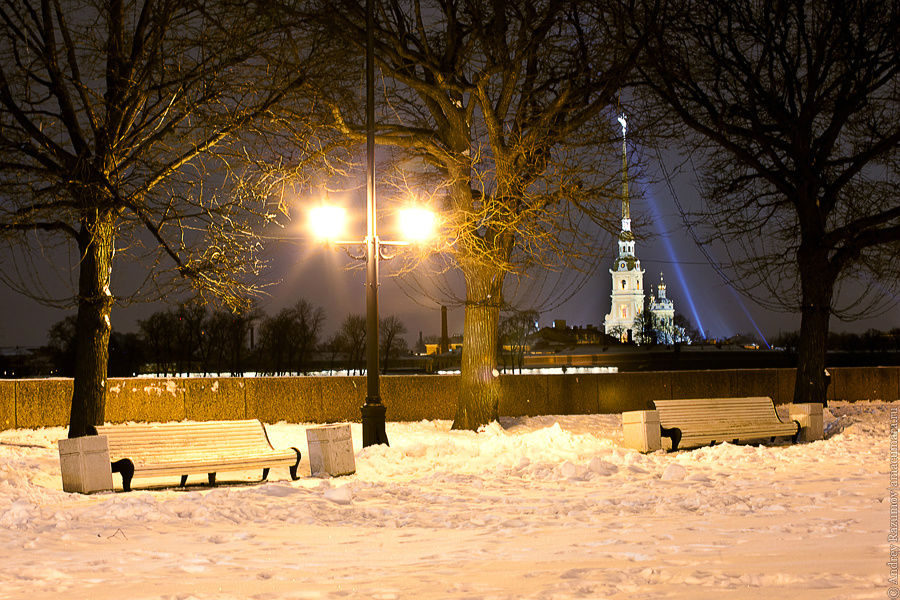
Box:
309, 203, 435, 448
360, 0, 386, 447
309, 0, 436, 447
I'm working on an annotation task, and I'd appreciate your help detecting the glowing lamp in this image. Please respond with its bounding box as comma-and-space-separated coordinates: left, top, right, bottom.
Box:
398, 207, 436, 242
309, 205, 346, 241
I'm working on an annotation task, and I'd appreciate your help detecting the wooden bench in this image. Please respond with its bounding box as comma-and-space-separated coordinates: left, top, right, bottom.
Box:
92, 420, 302, 491
652, 397, 800, 451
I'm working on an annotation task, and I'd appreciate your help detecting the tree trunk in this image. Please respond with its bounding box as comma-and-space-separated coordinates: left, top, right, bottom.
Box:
453, 264, 503, 430
68, 212, 116, 438
793, 248, 836, 406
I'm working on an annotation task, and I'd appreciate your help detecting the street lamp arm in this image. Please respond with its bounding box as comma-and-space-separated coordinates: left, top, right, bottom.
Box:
378, 239, 410, 260
330, 241, 367, 261
329, 238, 413, 261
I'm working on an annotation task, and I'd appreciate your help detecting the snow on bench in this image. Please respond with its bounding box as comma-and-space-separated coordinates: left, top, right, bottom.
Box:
93, 420, 302, 491
652, 397, 800, 451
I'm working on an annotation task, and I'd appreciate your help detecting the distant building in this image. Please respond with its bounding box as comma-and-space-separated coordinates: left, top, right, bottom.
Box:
649, 273, 675, 344
425, 335, 463, 355
603, 114, 675, 343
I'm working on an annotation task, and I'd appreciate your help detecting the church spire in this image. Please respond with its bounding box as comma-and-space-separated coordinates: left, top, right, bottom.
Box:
615, 113, 633, 258
617, 113, 630, 222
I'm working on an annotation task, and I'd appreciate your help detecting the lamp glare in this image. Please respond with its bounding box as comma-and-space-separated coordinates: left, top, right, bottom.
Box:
310, 205, 346, 241
399, 208, 436, 242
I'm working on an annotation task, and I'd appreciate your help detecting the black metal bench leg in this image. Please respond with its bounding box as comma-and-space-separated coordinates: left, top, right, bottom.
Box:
111, 459, 135, 492
660, 426, 682, 451
262, 468, 270, 481
180, 475, 188, 487
208, 473, 216, 486
289, 447, 302, 481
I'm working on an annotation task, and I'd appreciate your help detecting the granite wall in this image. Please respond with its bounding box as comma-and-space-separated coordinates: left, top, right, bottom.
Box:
2, 366, 896, 430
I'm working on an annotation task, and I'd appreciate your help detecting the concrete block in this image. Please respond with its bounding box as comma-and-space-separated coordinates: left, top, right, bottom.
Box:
246, 377, 323, 424
790, 403, 824, 442
58, 435, 113, 494
776, 369, 798, 405
547, 374, 600, 415
16, 378, 71, 428
622, 410, 661, 452
831, 367, 900, 402
184, 378, 246, 421
306, 424, 356, 476
318, 377, 365, 423
598, 372, 669, 414
731, 369, 779, 400
0, 380, 14, 431
670, 369, 734, 400
382, 375, 458, 421
105, 378, 186, 423
500, 374, 550, 417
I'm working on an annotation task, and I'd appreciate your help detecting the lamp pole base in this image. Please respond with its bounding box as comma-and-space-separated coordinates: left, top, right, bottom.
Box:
361, 401, 389, 447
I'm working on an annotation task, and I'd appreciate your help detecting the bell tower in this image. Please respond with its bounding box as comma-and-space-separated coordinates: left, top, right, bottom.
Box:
604, 114, 645, 341
649, 272, 676, 343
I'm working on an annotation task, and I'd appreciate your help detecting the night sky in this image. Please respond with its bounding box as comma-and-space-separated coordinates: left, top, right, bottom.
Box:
1, 162, 897, 351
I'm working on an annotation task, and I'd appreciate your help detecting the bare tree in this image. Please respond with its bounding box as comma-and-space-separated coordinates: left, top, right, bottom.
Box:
500, 310, 538, 373
174, 301, 206, 375
304, 0, 638, 430
321, 331, 345, 375
289, 299, 326, 375
138, 310, 177, 376
47, 315, 78, 376
379, 314, 407, 374
627, 0, 900, 404
338, 313, 367, 375
224, 308, 260, 376
258, 309, 294, 375
197, 309, 243, 375
257, 299, 325, 374
106, 330, 144, 376
0, 1, 329, 436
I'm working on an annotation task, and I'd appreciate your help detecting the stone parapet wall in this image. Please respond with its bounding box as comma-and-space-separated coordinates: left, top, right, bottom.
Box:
1, 367, 897, 431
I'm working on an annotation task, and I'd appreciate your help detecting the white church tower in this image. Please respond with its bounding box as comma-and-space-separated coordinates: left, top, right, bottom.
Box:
604, 114, 645, 341
649, 272, 675, 343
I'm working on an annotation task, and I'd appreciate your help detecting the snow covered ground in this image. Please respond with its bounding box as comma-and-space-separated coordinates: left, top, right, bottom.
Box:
0, 401, 893, 600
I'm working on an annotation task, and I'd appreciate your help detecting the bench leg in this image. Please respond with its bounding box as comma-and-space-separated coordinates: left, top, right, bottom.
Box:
262, 468, 270, 481
289, 447, 302, 480
660, 426, 682, 451
111, 459, 135, 492
208, 473, 216, 486
180, 475, 188, 487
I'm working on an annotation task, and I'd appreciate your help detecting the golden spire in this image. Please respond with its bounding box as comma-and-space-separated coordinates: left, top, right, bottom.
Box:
617, 113, 629, 221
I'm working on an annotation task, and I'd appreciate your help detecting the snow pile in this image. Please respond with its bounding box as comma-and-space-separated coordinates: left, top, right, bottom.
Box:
0, 401, 891, 599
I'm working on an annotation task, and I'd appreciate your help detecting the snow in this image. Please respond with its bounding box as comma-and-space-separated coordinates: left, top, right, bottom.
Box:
0, 401, 892, 599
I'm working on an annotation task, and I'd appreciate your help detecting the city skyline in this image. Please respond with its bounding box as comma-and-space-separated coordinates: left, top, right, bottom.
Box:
2, 167, 897, 351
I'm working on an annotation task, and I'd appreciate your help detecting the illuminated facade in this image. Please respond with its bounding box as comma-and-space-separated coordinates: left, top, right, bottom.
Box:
649, 273, 675, 343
